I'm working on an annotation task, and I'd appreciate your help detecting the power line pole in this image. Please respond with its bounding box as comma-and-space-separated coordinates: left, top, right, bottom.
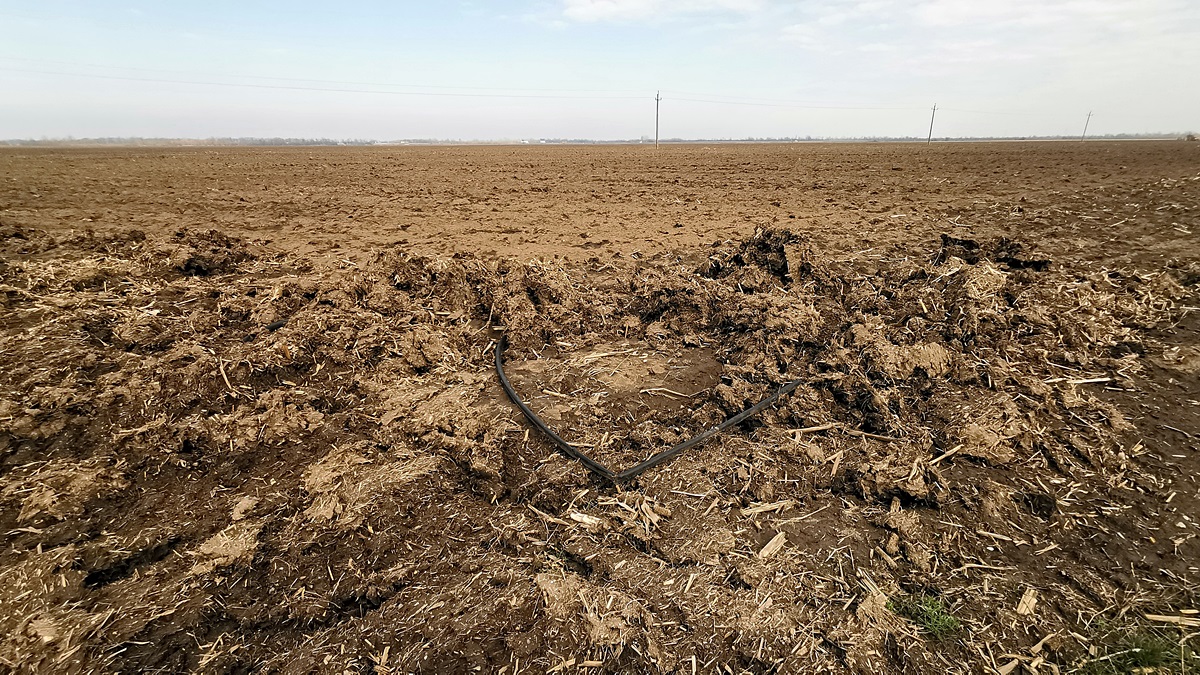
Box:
1081, 111, 1093, 142
655, 91, 661, 149
927, 103, 937, 143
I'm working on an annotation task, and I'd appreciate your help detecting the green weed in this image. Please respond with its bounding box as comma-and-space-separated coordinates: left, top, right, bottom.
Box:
887, 594, 961, 640
1075, 625, 1195, 674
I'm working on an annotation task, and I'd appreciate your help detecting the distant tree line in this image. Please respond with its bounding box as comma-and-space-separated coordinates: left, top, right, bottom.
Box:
0, 137, 380, 147
1, 132, 1194, 147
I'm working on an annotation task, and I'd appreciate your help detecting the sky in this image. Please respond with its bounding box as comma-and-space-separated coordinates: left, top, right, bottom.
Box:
1, 0, 1197, 140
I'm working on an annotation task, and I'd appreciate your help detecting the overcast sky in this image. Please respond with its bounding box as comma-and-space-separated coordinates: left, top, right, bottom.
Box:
1, 0, 1197, 140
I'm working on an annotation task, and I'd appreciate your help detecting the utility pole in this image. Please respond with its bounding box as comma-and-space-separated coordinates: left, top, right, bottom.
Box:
927, 103, 937, 143
655, 91, 661, 149
1081, 111, 1093, 141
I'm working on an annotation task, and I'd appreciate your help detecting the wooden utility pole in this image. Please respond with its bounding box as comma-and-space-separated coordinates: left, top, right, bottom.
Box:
1081, 111, 1093, 141
927, 103, 937, 143
655, 91, 661, 149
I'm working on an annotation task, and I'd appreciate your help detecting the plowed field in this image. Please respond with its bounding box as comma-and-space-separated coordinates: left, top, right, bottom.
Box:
1, 141, 1198, 674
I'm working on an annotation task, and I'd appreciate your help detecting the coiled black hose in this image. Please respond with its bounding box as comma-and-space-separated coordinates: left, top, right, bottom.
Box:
494, 334, 803, 482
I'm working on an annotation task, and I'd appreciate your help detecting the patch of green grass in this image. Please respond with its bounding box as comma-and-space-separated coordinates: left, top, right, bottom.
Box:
1075, 626, 1195, 675
887, 594, 961, 640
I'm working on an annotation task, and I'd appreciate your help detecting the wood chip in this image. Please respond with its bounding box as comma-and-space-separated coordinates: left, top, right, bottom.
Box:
1034, 543, 1060, 556
789, 422, 840, 435
829, 450, 843, 478
952, 563, 1016, 575
640, 387, 691, 398
842, 428, 902, 442
1030, 633, 1053, 655
930, 444, 962, 465
743, 499, 793, 515
581, 348, 636, 362
528, 505, 570, 526
874, 546, 899, 569
217, 358, 239, 398
978, 530, 1014, 542
569, 512, 607, 530
1144, 613, 1200, 628
758, 532, 788, 558
1016, 588, 1038, 615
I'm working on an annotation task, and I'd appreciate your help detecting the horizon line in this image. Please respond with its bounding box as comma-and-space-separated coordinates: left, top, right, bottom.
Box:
3, 132, 1195, 148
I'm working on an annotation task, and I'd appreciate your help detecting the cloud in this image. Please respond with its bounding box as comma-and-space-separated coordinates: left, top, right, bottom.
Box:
559, 0, 763, 22
773, 0, 1200, 83
913, 0, 1158, 29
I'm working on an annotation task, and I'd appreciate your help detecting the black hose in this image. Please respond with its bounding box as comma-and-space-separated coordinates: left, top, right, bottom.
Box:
494, 334, 803, 483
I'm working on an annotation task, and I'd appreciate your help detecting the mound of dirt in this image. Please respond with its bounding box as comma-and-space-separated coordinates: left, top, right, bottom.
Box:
0, 225, 1196, 673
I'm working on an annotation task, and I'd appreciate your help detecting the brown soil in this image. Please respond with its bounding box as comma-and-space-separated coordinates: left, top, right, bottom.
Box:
0, 142, 1198, 674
